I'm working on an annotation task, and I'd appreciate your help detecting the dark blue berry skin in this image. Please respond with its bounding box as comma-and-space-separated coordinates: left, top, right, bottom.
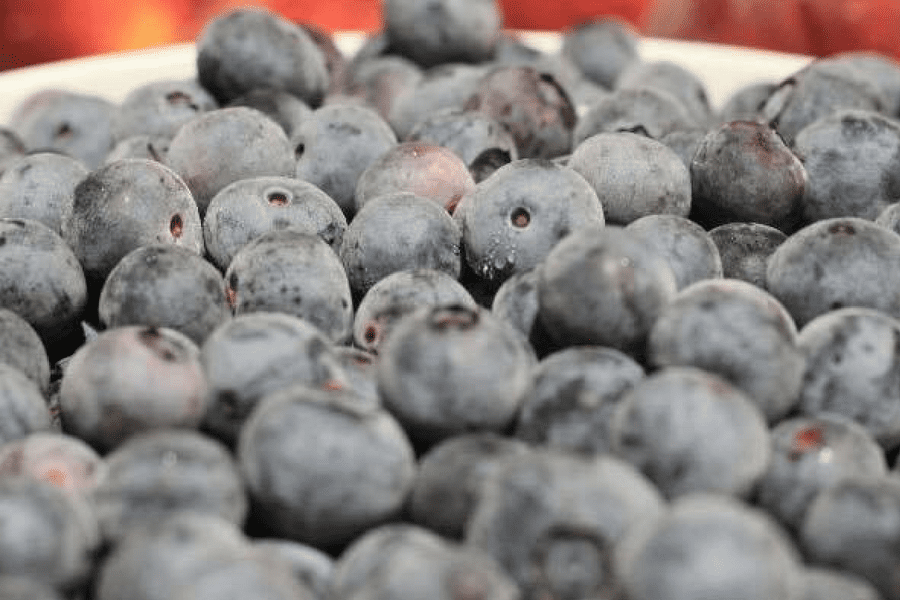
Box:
624, 215, 722, 289
0, 363, 51, 446
97, 244, 231, 346
10, 89, 116, 169
199, 312, 347, 447
224, 229, 353, 343
799, 567, 884, 600
569, 132, 691, 225
330, 524, 520, 600
196, 7, 329, 107
491, 267, 540, 338
537, 225, 678, 359
756, 413, 888, 534
355, 141, 475, 214
383, 0, 501, 68
616, 494, 803, 600
792, 109, 900, 222
0, 477, 100, 595
203, 175, 347, 271
226, 88, 312, 138
708, 222, 787, 290
407, 108, 518, 173
59, 325, 208, 452
690, 120, 807, 231
453, 158, 604, 285
0, 309, 50, 397
765, 217, 900, 327
561, 18, 639, 90
717, 81, 778, 124
801, 475, 900, 600
353, 268, 477, 353
0, 218, 87, 351
465, 449, 664, 600
112, 79, 218, 142
794, 307, 900, 450
238, 385, 416, 552
252, 539, 334, 598
409, 432, 529, 539
91, 429, 247, 543
648, 278, 805, 423
0, 152, 88, 235
62, 158, 203, 285
165, 107, 296, 215
514, 346, 645, 454
762, 63, 886, 146
342, 54, 424, 122
616, 60, 714, 126
377, 304, 534, 448
610, 366, 771, 500
574, 87, 700, 144
340, 191, 462, 299
465, 65, 577, 159
104, 135, 170, 164
293, 103, 397, 218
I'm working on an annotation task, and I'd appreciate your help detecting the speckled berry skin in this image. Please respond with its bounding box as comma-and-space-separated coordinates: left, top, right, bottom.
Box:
0, 309, 50, 396
112, 79, 218, 142
708, 222, 787, 290
0, 152, 88, 235
624, 215, 722, 290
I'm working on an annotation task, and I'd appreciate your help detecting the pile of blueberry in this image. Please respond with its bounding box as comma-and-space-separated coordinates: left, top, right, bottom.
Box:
3, 1, 900, 598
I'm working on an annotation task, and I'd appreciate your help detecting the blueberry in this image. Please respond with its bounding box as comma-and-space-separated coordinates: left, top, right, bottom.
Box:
62, 158, 203, 286
0, 576, 64, 600
490, 267, 540, 338
624, 214, 722, 289
0, 218, 87, 352
339, 191, 462, 299
765, 217, 900, 327
0, 431, 106, 497
708, 222, 787, 290
610, 366, 771, 499
800, 475, 900, 599
876, 201, 900, 235
465, 449, 665, 600
355, 141, 475, 214
167, 555, 317, 600
0, 128, 27, 176
799, 567, 884, 600
756, 413, 888, 533
104, 135, 170, 164
342, 55, 423, 121
574, 87, 699, 143
408, 432, 529, 539
353, 268, 477, 353
616, 60, 713, 126
237, 384, 416, 551
376, 304, 534, 447
293, 103, 397, 217
112, 79, 218, 142
98, 244, 231, 345
0, 308, 51, 397
615, 494, 802, 600
383, 0, 501, 68
794, 307, 900, 450
0, 152, 88, 235
330, 524, 519, 600
465, 65, 576, 159
10, 89, 115, 169
569, 132, 691, 225
792, 109, 900, 222
514, 346, 645, 454
295, 21, 348, 96
203, 175, 347, 271
91, 428, 247, 543
199, 312, 346, 447
59, 325, 208, 452
224, 229, 353, 343
225, 88, 312, 138
0, 363, 51, 447
536, 225, 678, 359
717, 81, 778, 123
658, 127, 707, 170
165, 107, 296, 215
690, 120, 807, 231
561, 18, 639, 89
818, 51, 900, 117
0, 476, 100, 594
333, 347, 382, 408
647, 278, 805, 423
453, 158, 604, 284
196, 7, 329, 107
252, 539, 334, 598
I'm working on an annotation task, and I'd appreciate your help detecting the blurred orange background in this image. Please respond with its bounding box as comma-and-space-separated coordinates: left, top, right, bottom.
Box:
1, 0, 899, 71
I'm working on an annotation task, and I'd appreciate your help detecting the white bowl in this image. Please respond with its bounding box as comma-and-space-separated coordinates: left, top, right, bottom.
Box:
0, 32, 812, 123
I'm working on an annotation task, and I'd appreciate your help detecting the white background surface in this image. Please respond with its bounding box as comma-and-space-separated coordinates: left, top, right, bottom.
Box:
0, 33, 812, 124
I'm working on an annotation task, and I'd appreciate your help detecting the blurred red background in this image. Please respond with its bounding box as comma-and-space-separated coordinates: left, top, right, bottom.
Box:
1, 0, 898, 71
